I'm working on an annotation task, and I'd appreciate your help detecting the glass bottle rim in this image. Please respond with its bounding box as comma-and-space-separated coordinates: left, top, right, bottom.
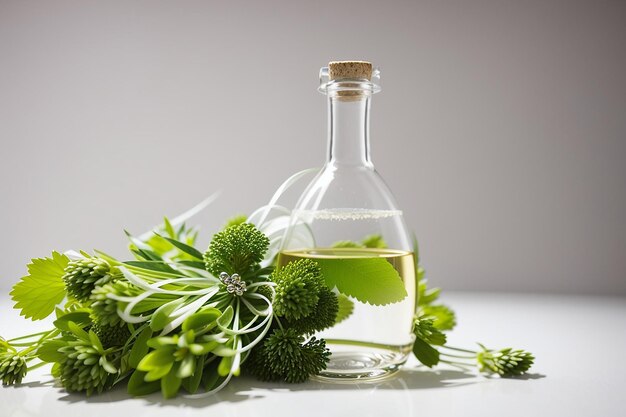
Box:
318, 66, 381, 95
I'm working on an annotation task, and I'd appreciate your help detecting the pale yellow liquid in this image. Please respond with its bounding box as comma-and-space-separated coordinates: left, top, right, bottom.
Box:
277, 248, 417, 380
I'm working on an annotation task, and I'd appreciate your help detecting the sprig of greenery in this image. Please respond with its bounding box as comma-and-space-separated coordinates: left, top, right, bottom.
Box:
2, 209, 536, 397
416, 275, 457, 331
411, 280, 535, 377
435, 344, 536, 377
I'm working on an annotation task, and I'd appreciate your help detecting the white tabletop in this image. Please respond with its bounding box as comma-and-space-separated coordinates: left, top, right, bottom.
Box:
1, 292, 624, 417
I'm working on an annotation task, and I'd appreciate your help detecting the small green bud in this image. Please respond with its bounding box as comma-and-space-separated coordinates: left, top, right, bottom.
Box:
63, 258, 114, 303
477, 346, 535, 377
0, 353, 27, 385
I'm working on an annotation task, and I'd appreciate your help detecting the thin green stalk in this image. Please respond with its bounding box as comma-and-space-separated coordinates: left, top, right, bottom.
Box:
441, 345, 477, 354
7, 331, 50, 343
440, 352, 476, 360
439, 360, 474, 370
25, 360, 49, 371
17, 329, 60, 357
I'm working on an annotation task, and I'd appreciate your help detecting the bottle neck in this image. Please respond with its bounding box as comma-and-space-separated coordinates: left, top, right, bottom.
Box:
326, 94, 372, 167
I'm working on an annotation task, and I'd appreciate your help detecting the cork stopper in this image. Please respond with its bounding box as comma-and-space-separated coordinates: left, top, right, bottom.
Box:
328, 61, 372, 81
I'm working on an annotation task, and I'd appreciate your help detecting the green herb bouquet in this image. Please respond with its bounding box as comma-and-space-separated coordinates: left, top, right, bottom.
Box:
0, 175, 534, 398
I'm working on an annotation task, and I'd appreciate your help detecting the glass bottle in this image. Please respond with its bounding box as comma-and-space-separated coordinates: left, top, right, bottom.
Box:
277, 61, 417, 380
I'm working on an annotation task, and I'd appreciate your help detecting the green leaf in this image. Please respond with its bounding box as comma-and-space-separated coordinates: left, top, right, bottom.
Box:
182, 308, 221, 333
129, 327, 153, 368
161, 363, 182, 399
331, 240, 364, 248
414, 316, 447, 346
100, 357, 118, 374
334, 293, 354, 324
127, 370, 160, 396
10, 252, 69, 320
147, 336, 176, 349
177, 260, 207, 269
202, 360, 221, 391
138, 348, 175, 372
421, 304, 457, 331
157, 235, 203, 260
145, 363, 173, 382
37, 340, 66, 363
124, 260, 179, 275
217, 355, 232, 377
181, 354, 204, 394
141, 234, 174, 255
189, 341, 217, 355
88, 330, 104, 352
417, 278, 440, 306
216, 305, 234, 330
361, 234, 387, 249
163, 217, 176, 239
150, 299, 185, 331
53, 310, 92, 332
176, 355, 195, 379
67, 321, 89, 341
412, 337, 440, 368
315, 258, 407, 306
131, 248, 162, 262
411, 233, 420, 266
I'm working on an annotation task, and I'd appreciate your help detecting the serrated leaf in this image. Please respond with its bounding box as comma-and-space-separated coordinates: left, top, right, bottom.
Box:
315, 258, 407, 306
417, 278, 440, 306
334, 293, 354, 324
10, 252, 69, 320
421, 304, 457, 331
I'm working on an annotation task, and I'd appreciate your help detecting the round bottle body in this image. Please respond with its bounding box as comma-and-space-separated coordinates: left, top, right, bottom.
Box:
279, 166, 417, 380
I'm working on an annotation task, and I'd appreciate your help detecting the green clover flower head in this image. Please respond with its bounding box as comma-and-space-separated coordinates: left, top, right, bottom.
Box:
63, 258, 114, 303
56, 331, 119, 395
0, 352, 27, 385
477, 345, 535, 377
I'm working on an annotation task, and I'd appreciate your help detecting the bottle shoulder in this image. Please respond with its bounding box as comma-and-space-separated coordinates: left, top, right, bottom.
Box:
294, 164, 402, 212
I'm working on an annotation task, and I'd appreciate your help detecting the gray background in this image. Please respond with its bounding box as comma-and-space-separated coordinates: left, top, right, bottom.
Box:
1, 0, 624, 295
